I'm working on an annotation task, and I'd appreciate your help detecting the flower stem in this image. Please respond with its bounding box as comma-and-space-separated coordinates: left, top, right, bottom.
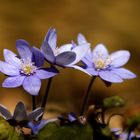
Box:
39, 78, 53, 120
32, 96, 36, 110
41, 77, 53, 108
80, 76, 96, 116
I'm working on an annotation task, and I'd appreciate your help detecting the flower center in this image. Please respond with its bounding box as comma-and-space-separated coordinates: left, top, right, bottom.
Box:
20, 60, 37, 75
95, 59, 106, 69
94, 57, 111, 70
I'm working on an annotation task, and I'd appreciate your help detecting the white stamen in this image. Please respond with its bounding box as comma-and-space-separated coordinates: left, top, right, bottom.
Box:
20, 59, 37, 75
94, 53, 111, 70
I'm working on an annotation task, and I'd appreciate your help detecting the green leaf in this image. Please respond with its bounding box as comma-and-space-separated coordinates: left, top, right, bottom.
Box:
38, 122, 93, 140
0, 116, 12, 140
38, 122, 58, 140
8, 127, 21, 140
0, 116, 24, 140
103, 96, 125, 109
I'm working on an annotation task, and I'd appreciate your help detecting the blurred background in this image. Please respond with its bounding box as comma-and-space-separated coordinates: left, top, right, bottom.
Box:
0, 0, 140, 123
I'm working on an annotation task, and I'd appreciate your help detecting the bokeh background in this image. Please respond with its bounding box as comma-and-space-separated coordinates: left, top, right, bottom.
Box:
0, 0, 140, 122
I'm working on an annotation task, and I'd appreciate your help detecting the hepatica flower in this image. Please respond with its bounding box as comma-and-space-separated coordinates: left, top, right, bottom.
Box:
0, 40, 58, 95
78, 34, 136, 83
0, 102, 44, 127
41, 28, 90, 68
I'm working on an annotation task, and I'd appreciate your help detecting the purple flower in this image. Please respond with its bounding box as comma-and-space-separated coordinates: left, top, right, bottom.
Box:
77, 34, 136, 83
41, 28, 90, 68
0, 39, 58, 95
0, 102, 44, 127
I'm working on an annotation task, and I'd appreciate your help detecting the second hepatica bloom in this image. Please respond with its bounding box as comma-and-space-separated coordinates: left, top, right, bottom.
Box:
0, 40, 58, 95
78, 35, 136, 83
41, 28, 90, 68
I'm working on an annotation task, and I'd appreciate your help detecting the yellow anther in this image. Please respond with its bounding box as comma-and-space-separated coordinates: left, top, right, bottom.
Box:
95, 59, 106, 69
94, 56, 111, 70
21, 60, 36, 75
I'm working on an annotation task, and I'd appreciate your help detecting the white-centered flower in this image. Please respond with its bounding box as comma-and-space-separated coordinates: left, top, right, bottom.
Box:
76, 34, 136, 83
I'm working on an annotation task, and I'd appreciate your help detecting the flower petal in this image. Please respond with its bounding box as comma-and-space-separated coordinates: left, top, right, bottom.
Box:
36, 68, 58, 79
13, 102, 28, 122
99, 70, 123, 83
85, 67, 98, 76
111, 68, 136, 79
23, 75, 41, 96
77, 33, 87, 45
2, 75, 25, 88
92, 44, 108, 61
68, 113, 77, 122
0, 104, 12, 120
44, 28, 57, 49
57, 44, 73, 54
32, 47, 44, 67
28, 108, 44, 121
16, 39, 32, 60
56, 51, 76, 66
0, 61, 20, 76
82, 47, 93, 66
82, 56, 93, 68
28, 120, 48, 134
66, 43, 90, 66
69, 65, 92, 76
4, 49, 21, 68
110, 50, 130, 67
41, 40, 55, 63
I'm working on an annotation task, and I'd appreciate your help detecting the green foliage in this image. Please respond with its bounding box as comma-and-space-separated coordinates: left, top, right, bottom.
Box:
38, 122, 93, 140
127, 112, 140, 127
0, 118, 93, 140
100, 126, 111, 137
0, 116, 22, 140
103, 96, 125, 109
